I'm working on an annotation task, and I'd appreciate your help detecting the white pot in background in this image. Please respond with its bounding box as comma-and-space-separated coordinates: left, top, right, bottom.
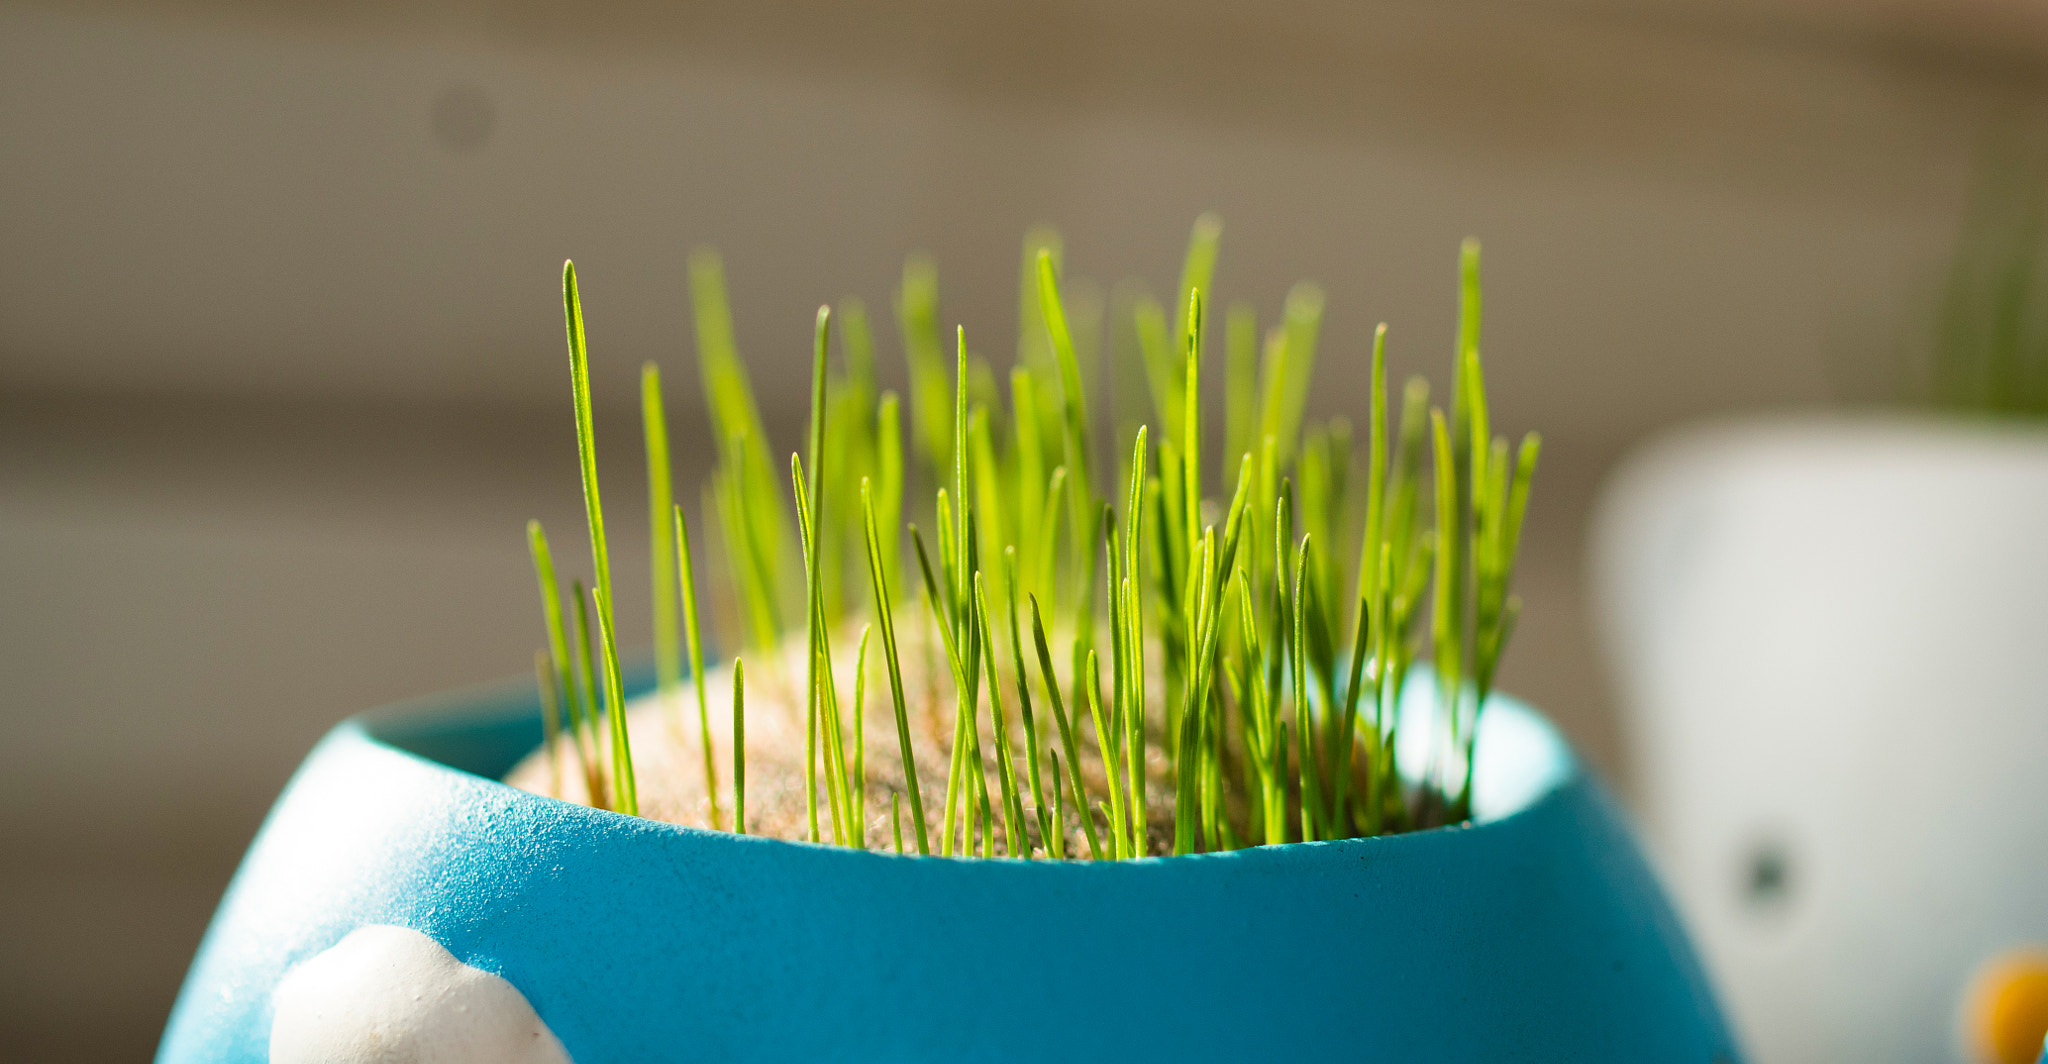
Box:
1592, 417, 2048, 1064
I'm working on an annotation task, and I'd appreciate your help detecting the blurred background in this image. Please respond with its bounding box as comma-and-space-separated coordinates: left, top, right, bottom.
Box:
2, 0, 2043, 1060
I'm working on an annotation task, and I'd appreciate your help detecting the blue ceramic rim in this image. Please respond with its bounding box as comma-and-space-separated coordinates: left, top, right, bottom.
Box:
349, 662, 1580, 868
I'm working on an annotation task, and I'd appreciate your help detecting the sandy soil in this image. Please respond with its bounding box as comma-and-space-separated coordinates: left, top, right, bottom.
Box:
503, 618, 1177, 856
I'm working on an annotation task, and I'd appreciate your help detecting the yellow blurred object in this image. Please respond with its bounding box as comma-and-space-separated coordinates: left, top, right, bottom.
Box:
1963, 949, 2048, 1064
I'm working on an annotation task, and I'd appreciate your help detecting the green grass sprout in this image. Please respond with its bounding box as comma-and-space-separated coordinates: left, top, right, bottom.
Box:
1003, 549, 1049, 849
593, 583, 637, 817
1035, 252, 1094, 656
691, 250, 787, 654
853, 624, 870, 845
911, 524, 973, 856
973, 572, 1027, 856
569, 578, 608, 809
1047, 750, 1068, 859
563, 262, 636, 816
800, 305, 834, 843
897, 255, 952, 489
521, 224, 1539, 859
674, 505, 720, 828
864, 479, 930, 853
644, 364, 682, 714
732, 656, 746, 834
525, 521, 583, 795
1029, 593, 1103, 859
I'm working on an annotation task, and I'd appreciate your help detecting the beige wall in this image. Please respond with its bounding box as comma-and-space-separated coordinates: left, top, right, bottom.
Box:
1, 0, 2015, 436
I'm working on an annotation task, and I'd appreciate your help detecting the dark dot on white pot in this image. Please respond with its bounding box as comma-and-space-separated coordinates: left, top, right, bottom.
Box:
1741, 838, 1792, 910
431, 84, 495, 152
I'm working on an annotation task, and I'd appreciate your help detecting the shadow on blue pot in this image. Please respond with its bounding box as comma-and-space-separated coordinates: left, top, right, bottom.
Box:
157, 675, 1738, 1062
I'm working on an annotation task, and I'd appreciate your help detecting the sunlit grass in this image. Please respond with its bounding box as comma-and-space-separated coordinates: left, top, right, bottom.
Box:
525, 217, 1540, 857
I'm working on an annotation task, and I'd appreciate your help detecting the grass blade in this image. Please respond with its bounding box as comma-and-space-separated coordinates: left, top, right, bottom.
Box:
1029, 593, 1103, 859
1005, 550, 1050, 847
973, 574, 1027, 856
1174, 214, 1222, 381
674, 506, 720, 828
644, 363, 682, 705
864, 480, 929, 854
1083, 648, 1127, 857
800, 305, 834, 842
570, 579, 607, 809
594, 584, 637, 816
853, 624, 870, 847
896, 254, 951, 484
525, 521, 582, 782
562, 262, 634, 816
732, 657, 746, 834
689, 250, 787, 647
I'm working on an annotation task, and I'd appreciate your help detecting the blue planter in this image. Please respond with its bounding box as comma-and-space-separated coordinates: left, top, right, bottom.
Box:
157, 676, 1738, 1062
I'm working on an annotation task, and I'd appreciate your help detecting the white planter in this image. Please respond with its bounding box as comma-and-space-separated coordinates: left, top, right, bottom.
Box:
1593, 416, 2048, 1064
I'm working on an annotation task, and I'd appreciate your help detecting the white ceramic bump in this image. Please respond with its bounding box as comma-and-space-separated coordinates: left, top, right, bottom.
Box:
1592, 416, 2048, 1064
271, 924, 572, 1064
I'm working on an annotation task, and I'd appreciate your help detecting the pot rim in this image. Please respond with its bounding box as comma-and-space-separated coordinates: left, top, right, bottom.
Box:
350, 662, 1579, 865
162, 671, 1736, 1064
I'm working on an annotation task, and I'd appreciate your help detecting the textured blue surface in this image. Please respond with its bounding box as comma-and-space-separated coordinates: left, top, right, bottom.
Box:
158, 677, 1738, 1063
